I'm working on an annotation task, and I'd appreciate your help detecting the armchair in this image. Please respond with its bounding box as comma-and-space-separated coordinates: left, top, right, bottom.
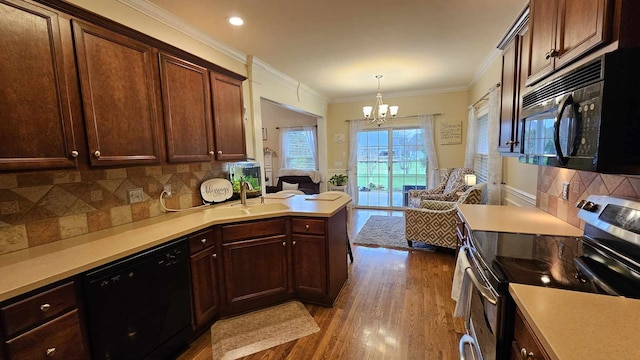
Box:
407, 168, 475, 207
405, 184, 484, 249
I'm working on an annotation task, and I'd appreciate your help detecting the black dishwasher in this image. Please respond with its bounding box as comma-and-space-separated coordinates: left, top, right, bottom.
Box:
83, 238, 192, 360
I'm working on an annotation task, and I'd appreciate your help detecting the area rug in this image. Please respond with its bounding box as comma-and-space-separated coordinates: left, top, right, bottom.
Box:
353, 215, 435, 251
211, 301, 319, 360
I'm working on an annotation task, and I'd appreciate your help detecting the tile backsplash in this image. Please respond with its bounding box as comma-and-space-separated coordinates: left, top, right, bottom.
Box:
0, 162, 224, 255
536, 166, 640, 228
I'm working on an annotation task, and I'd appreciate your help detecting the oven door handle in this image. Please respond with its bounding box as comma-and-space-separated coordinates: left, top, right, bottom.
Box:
462, 246, 498, 306
464, 267, 498, 305
459, 334, 480, 360
574, 257, 621, 296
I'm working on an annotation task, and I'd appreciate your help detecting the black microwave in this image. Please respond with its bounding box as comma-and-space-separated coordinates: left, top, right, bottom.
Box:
518, 48, 640, 174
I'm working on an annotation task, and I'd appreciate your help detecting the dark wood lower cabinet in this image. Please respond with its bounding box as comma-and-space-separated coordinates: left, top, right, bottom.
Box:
511, 308, 550, 360
5, 310, 87, 360
292, 233, 327, 300
0, 281, 88, 360
189, 247, 220, 331
222, 235, 291, 313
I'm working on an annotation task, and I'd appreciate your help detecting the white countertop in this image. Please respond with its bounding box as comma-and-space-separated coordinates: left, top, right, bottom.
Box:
456, 204, 583, 237
0, 194, 350, 302
510, 283, 640, 360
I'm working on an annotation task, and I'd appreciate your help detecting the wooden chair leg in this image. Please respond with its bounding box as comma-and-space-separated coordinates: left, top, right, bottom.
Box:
407, 240, 413, 247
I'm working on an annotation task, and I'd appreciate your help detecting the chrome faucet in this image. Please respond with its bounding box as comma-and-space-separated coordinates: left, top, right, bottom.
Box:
240, 181, 249, 205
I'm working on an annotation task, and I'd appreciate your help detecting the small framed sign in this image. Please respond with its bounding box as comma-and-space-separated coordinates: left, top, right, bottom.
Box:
440, 121, 462, 145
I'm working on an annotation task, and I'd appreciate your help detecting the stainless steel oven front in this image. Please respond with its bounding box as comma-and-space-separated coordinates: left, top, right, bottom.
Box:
459, 245, 504, 360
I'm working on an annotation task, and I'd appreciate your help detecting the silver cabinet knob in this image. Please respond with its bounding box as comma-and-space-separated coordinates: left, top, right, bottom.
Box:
212, 253, 217, 258
545, 49, 558, 60
46, 348, 56, 357
209, 151, 214, 155
40, 303, 51, 312
520, 348, 534, 359
217, 150, 223, 155
305, 224, 310, 230
292, 241, 296, 246
93, 150, 101, 158
282, 241, 286, 246
70, 150, 79, 158
200, 239, 207, 244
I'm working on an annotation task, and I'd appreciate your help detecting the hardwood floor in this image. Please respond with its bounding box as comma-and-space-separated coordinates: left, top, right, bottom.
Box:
177, 209, 465, 360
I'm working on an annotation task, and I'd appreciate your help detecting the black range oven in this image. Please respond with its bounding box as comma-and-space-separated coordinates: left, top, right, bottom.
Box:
459, 195, 640, 360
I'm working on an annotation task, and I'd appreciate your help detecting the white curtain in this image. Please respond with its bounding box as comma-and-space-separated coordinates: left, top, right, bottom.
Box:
464, 106, 477, 169
347, 120, 363, 197
487, 86, 502, 205
279, 128, 291, 169
419, 115, 439, 189
302, 126, 318, 169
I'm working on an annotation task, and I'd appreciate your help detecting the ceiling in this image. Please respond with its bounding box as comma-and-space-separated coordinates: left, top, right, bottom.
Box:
146, 0, 528, 101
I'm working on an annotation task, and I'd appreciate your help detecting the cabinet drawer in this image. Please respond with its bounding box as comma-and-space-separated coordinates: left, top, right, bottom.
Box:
222, 219, 286, 242
5, 309, 87, 360
291, 218, 325, 235
512, 308, 550, 360
188, 228, 217, 253
1, 282, 77, 337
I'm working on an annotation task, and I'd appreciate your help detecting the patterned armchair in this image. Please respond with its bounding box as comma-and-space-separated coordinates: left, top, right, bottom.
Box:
405, 184, 484, 249
407, 168, 475, 207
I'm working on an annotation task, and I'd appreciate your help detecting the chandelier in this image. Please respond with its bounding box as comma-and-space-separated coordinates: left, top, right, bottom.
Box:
362, 75, 398, 126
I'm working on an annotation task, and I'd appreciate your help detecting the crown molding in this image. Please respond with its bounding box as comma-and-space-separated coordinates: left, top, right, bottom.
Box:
251, 57, 330, 104
116, 0, 246, 64
330, 85, 469, 104
468, 47, 502, 89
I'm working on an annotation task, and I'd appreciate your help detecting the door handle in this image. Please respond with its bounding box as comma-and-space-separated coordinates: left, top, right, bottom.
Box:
553, 94, 577, 166
459, 334, 479, 360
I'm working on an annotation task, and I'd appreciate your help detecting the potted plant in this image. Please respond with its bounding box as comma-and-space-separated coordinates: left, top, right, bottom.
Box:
328, 174, 348, 191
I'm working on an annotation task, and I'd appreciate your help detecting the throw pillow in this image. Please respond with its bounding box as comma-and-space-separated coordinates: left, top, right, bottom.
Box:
282, 181, 299, 190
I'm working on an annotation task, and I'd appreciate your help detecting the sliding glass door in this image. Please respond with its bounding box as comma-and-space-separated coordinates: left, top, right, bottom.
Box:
355, 127, 428, 208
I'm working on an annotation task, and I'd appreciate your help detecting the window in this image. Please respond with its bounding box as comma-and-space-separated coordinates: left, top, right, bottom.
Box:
280, 127, 317, 170
475, 109, 489, 184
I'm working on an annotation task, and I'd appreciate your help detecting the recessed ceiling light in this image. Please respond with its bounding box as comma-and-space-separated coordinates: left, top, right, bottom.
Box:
228, 16, 244, 26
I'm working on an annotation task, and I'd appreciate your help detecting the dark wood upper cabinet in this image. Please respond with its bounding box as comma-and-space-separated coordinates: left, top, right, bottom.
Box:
498, 36, 520, 154
72, 20, 162, 166
527, 0, 611, 85
210, 71, 246, 161
159, 53, 215, 163
0, 0, 81, 171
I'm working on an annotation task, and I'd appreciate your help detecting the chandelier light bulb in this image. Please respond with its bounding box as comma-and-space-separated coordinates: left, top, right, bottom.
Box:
378, 104, 388, 118
363, 106, 373, 119
361, 75, 398, 126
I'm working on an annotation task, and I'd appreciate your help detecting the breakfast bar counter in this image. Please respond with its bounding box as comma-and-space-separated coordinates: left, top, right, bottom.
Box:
510, 283, 640, 360
0, 194, 350, 302
456, 204, 583, 236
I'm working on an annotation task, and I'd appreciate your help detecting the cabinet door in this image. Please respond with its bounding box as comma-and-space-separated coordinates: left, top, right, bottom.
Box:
190, 247, 219, 330
498, 35, 519, 154
554, 0, 610, 69
72, 20, 161, 166
0, 0, 80, 170
222, 235, 288, 305
527, 0, 557, 84
292, 234, 327, 299
210, 72, 246, 161
159, 53, 215, 163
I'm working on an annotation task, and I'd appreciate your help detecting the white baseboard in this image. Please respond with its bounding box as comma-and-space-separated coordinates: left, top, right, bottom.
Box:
502, 185, 536, 207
